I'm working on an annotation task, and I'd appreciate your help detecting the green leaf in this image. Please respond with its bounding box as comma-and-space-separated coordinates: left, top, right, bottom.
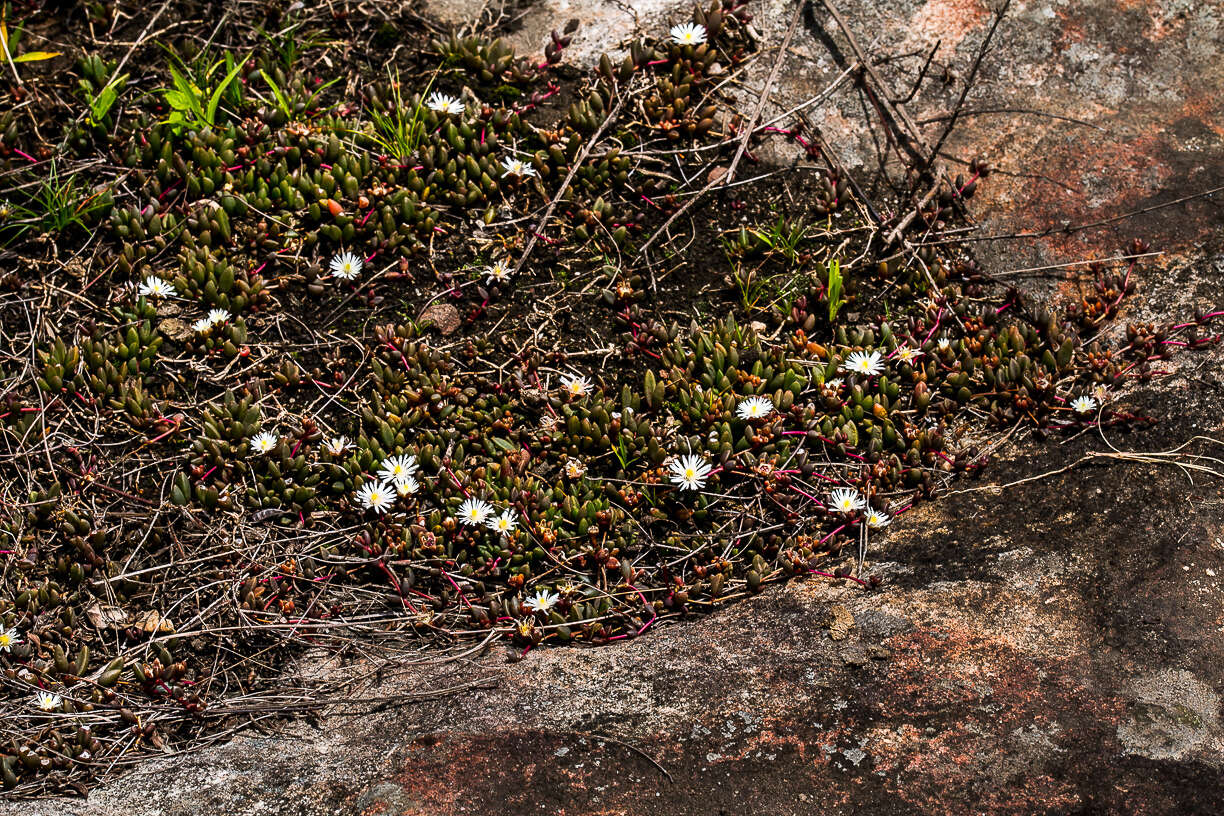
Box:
13, 49, 59, 63
259, 69, 291, 116
206, 53, 248, 127
162, 89, 191, 111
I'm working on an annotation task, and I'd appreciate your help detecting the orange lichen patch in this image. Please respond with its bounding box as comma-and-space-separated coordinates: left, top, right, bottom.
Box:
902, 0, 989, 51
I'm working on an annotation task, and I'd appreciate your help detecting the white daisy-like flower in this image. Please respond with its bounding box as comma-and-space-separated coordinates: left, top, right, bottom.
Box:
138, 276, 174, 298
828, 487, 867, 514
486, 260, 513, 284
192, 318, 213, 334
895, 345, 922, 365
524, 589, 559, 614
669, 453, 713, 491
564, 459, 587, 479
936, 335, 952, 351
323, 436, 352, 456
866, 509, 891, 529
487, 509, 518, 535
500, 157, 538, 178
561, 374, 592, 398
670, 22, 708, 46
0, 626, 21, 652
823, 378, 844, 391
396, 476, 421, 497
329, 251, 363, 281
736, 396, 774, 420
457, 497, 494, 526
34, 691, 61, 712
207, 308, 230, 325
840, 350, 884, 377
356, 480, 395, 513
1070, 395, 1098, 414
378, 454, 419, 485
250, 432, 277, 454
426, 92, 464, 115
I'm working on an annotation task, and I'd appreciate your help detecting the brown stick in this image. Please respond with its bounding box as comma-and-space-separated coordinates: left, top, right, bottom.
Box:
818, 0, 931, 163
724, 0, 805, 185
512, 97, 625, 278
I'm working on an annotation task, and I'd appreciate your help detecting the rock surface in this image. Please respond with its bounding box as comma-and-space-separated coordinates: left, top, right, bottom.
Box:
12, 1, 1224, 813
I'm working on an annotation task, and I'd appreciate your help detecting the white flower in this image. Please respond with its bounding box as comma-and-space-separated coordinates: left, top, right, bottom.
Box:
828, 487, 866, 514
840, 350, 884, 377
138, 276, 174, 298
250, 432, 277, 454
0, 626, 21, 652
670, 22, 707, 46
1092, 384, 1110, 404
426, 92, 464, 115
866, 509, 891, 529
487, 509, 518, 535
396, 476, 420, 497
669, 453, 712, 491
736, 396, 774, 420
457, 497, 494, 526
524, 589, 558, 614
1071, 395, 1098, 414
192, 318, 213, 333
486, 260, 513, 284
34, 691, 61, 712
207, 308, 230, 325
895, 345, 922, 365
500, 157, 538, 178
329, 251, 363, 281
823, 377, 844, 391
561, 374, 592, 398
378, 454, 419, 485
564, 459, 587, 479
356, 480, 395, 513
936, 335, 952, 351
323, 436, 352, 456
